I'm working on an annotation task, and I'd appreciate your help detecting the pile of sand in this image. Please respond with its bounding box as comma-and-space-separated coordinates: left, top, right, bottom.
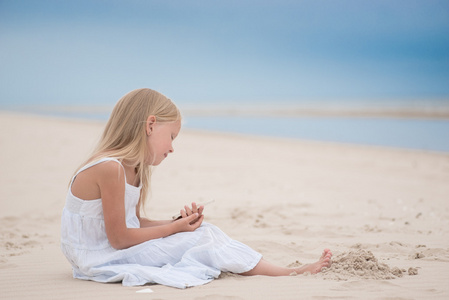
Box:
319, 249, 418, 280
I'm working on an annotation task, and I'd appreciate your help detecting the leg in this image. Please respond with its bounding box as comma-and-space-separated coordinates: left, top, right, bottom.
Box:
240, 249, 332, 276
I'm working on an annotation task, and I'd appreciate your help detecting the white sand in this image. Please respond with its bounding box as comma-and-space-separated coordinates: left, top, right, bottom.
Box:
1, 111, 448, 299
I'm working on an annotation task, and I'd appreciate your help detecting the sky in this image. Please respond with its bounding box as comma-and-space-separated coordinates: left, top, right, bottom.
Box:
1, 0, 448, 107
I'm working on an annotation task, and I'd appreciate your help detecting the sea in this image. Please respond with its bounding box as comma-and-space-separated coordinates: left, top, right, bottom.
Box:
183, 115, 449, 153
4, 100, 449, 153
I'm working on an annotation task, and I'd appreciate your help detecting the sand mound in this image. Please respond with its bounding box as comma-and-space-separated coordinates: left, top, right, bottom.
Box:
319, 249, 417, 280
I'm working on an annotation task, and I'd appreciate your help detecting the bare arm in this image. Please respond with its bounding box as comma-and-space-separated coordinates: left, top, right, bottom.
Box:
98, 162, 203, 249
138, 217, 173, 227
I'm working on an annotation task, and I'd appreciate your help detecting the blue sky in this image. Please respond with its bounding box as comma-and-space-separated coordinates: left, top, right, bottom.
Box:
1, 0, 448, 107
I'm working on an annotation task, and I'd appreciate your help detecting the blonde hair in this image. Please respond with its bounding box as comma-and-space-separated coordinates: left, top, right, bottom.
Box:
78, 88, 181, 213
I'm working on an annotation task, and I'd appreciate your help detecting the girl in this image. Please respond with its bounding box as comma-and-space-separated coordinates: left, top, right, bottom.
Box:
60, 88, 332, 288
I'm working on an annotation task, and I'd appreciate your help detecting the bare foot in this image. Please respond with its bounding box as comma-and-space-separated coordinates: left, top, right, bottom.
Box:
294, 249, 332, 275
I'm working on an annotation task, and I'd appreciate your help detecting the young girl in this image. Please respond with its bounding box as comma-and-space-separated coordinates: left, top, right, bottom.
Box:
60, 88, 332, 289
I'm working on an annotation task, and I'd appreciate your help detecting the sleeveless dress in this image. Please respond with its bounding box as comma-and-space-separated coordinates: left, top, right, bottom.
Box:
60, 158, 262, 288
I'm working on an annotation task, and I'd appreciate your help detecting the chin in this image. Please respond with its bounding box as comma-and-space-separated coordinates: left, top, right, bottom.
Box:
150, 159, 164, 166
145, 156, 164, 166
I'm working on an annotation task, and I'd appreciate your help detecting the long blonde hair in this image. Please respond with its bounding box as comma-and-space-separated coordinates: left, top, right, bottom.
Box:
78, 88, 181, 213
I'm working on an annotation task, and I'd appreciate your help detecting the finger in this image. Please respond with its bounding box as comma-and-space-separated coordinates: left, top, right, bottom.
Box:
191, 215, 204, 228
180, 209, 187, 218
198, 205, 204, 215
191, 202, 198, 213
186, 213, 199, 225
184, 205, 192, 215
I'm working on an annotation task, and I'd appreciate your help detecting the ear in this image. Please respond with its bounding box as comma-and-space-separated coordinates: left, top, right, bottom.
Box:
146, 115, 157, 136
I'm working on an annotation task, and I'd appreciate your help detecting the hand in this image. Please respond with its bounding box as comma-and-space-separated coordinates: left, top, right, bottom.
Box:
173, 213, 204, 232
180, 202, 204, 220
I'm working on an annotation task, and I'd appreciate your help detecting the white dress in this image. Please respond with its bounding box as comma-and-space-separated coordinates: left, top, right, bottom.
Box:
60, 158, 262, 288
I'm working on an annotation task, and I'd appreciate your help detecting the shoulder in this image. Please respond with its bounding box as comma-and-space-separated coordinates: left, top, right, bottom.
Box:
95, 159, 124, 174
71, 159, 125, 200
76, 159, 125, 187
93, 159, 126, 184
94, 160, 126, 199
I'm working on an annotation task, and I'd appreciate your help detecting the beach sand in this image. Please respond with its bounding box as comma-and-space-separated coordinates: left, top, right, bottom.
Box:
1, 111, 448, 299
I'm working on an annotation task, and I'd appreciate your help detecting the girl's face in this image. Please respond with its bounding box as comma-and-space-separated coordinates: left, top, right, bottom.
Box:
146, 119, 181, 166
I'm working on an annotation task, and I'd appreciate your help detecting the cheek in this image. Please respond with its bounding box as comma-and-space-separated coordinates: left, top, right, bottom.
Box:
146, 138, 156, 156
